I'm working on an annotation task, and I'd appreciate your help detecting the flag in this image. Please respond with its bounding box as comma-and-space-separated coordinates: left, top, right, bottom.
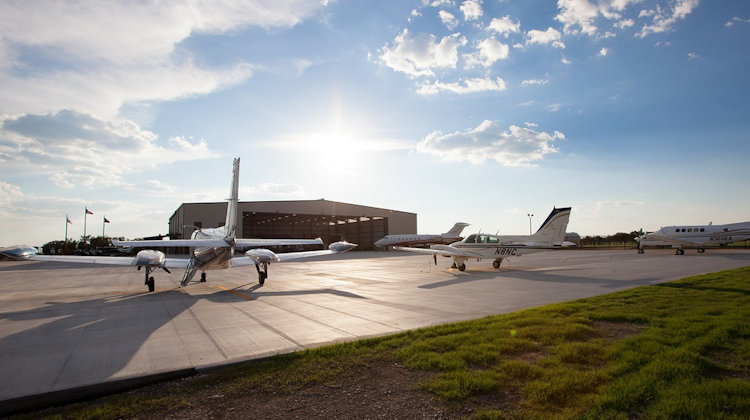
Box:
104, 217, 110, 223
85, 207, 94, 215
66, 216, 72, 224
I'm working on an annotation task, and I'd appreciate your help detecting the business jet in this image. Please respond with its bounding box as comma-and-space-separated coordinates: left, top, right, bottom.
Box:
1, 158, 356, 291
636, 220, 750, 255
374, 222, 470, 248
395, 207, 571, 271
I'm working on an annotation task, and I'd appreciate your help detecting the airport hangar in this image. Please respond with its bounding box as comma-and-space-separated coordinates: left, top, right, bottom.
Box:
168, 199, 416, 251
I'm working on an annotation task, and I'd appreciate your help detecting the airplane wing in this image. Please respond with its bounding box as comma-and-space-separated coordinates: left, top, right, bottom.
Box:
234, 238, 324, 247
393, 245, 483, 258
1, 251, 192, 269
112, 239, 230, 248
231, 249, 340, 267
232, 241, 357, 267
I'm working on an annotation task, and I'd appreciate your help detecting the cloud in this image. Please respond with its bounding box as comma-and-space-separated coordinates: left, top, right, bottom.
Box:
555, 0, 645, 36
0, 109, 215, 187
637, 0, 700, 38
460, 0, 483, 21
615, 18, 635, 29
598, 47, 609, 56
489, 15, 521, 37
687, 52, 699, 59
379, 29, 466, 77
526, 27, 566, 48
416, 77, 506, 95
416, 120, 564, 166
521, 79, 549, 87
439, 10, 458, 30
0, 1, 328, 118
255, 182, 305, 197
725, 16, 750, 27
463, 37, 510, 68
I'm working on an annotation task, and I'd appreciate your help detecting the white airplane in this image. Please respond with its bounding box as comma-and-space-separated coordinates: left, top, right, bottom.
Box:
636, 221, 750, 255
374, 222, 470, 248
395, 207, 572, 271
1, 158, 356, 291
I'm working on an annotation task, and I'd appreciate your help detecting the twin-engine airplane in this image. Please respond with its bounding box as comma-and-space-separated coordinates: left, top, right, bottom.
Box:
395, 207, 572, 271
1, 158, 356, 291
374, 222, 470, 248
636, 220, 750, 255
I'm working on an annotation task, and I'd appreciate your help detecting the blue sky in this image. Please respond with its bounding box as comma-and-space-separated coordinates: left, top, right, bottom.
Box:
1, 0, 749, 246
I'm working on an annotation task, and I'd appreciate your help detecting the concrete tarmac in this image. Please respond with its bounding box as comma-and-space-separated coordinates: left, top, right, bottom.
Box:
1, 249, 749, 405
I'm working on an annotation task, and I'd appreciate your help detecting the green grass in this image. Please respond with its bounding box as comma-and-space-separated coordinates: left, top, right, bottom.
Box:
25, 266, 750, 419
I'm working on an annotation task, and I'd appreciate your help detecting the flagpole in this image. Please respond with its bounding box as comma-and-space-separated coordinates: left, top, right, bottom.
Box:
102, 216, 106, 237
83, 208, 87, 240
65, 214, 68, 241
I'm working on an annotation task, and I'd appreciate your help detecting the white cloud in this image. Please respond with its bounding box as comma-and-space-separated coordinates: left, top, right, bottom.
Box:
379, 29, 466, 77
0, 109, 215, 187
561, 56, 572, 64
637, 0, 700, 38
555, 0, 599, 36
526, 27, 566, 48
547, 103, 562, 112
599, 47, 609, 56
463, 37, 510, 68
416, 77, 506, 95
489, 15, 521, 37
687, 52, 699, 59
460, 0, 483, 21
725, 16, 750, 27
439, 10, 458, 29
555, 0, 645, 36
427, 0, 455, 7
416, 120, 563, 166
0, 1, 328, 118
615, 18, 635, 29
521, 79, 549, 87
255, 182, 305, 197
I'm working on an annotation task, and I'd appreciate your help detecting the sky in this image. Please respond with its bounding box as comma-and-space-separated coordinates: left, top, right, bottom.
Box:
1, 0, 749, 246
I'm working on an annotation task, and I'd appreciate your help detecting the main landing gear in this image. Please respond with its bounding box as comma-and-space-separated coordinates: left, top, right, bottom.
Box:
492, 259, 503, 269
255, 262, 268, 285
139, 265, 170, 292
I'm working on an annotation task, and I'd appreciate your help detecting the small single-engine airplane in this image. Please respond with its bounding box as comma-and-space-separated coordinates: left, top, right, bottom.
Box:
374, 222, 470, 248
1, 158, 356, 291
395, 207, 572, 271
636, 220, 750, 255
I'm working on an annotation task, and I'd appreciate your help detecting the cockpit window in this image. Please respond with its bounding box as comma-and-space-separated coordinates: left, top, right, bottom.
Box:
465, 234, 477, 243
488, 236, 499, 243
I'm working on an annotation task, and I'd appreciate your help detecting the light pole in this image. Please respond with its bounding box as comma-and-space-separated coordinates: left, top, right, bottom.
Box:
527, 213, 534, 235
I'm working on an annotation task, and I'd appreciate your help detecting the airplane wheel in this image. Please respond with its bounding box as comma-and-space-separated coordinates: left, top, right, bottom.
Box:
200, 272, 207, 282
451, 263, 457, 269
147, 277, 155, 292
637, 248, 644, 254
698, 248, 705, 254
493, 260, 501, 269
676, 249, 684, 255
458, 263, 466, 271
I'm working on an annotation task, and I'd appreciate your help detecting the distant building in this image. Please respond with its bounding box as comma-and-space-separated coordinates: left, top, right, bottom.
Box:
169, 199, 416, 251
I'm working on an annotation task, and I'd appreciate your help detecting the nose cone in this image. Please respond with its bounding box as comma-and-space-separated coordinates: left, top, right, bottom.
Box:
329, 241, 357, 253
374, 237, 388, 247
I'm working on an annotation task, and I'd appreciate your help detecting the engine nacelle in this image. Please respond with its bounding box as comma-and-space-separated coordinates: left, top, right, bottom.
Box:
328, 241, 357, 253
0, 245, 39, 259
135, 249, 167, 268
245, 248, 280, 264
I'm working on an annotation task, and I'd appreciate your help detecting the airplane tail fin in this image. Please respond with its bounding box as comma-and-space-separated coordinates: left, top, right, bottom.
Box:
530, 207, 571, 245
223, 157, 240, 239
443, 222, 470, 236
